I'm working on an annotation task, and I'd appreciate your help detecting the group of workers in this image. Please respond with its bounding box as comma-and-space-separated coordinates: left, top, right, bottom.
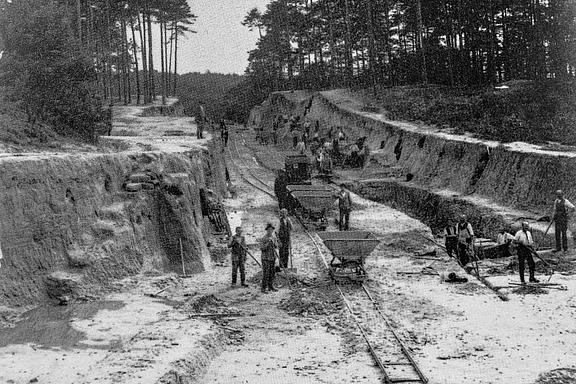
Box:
443, 190, 575, 284
227, 209, 294, 292
228, 184, 354, 291
222, 107, 576, 288
265, 114, 370, 172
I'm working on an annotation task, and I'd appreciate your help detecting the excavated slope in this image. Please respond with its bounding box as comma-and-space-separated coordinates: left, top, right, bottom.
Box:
251, 89, 576, 240
0, 102, 228, 306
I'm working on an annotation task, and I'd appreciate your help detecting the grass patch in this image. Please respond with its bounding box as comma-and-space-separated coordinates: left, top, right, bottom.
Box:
356, 80, 576, 146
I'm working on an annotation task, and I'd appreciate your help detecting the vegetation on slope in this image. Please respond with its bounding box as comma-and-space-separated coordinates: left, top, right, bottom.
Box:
356, 81, 576, 146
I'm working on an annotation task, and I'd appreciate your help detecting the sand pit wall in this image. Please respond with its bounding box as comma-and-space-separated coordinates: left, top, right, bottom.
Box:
254, 91, 576, 240
0, 145, 227, 306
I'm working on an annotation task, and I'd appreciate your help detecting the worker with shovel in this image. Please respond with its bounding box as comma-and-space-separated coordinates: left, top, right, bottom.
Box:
514, 222, 539, 284
259, 223, 279, 293
228, 227, 248, 288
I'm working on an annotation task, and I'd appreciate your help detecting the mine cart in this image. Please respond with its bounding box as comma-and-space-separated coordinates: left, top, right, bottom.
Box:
290, 191, 336, 230
318, 231, 380, 282
285, 184, 332, 193
284, 154, 312, 184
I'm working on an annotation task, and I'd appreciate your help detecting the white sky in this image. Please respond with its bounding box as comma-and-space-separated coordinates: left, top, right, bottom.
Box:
174, 0, 270, 75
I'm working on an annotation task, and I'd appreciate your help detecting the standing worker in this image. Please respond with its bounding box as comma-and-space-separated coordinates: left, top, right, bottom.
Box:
220, 119, 229, 147
274, 170, 288, 210
228, 227, 248, 287
197, 101, 206, 139
514, 222, 539, 283
277, 209, 293, 269
335, 184, 352, 231
457, 215, 474, 266
260, 223, 279, 293
295, 136, 306, 154
444, 219, 458, 259
552, 190, 575, 254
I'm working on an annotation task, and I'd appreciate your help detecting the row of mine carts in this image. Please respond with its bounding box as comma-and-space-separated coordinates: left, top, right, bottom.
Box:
281, 154, 380, 283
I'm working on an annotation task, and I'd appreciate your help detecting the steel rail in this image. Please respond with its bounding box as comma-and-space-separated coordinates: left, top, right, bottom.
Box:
228, 128, 428, 384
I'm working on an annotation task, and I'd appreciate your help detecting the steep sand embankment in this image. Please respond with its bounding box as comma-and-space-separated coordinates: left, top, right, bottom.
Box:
251, 90, 576, 243
0, 100, 228, 306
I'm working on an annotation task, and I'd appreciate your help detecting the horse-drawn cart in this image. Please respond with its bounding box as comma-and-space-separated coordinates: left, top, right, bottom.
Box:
318, 231, 380, 283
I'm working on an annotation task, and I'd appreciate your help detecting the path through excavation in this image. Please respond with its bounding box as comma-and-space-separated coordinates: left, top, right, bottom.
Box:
1, 106, 576, 383
215, 129, 576, 384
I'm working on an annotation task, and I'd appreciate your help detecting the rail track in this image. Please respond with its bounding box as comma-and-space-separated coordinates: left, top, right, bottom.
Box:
227, 128, 429, 384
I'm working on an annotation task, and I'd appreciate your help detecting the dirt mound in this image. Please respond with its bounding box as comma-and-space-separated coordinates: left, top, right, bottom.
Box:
187, 294, 225, 313
279, 283, 342, 317
535, 368, 576, 384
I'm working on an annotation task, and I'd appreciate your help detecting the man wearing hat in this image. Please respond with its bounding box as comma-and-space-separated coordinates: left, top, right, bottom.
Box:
260, 223, 279, 293
552, 190, 575, 254
228, 226, 248, 287
277, 209, 293, 269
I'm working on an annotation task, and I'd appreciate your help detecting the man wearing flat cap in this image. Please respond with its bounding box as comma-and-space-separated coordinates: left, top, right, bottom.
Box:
260, 223, 279, 293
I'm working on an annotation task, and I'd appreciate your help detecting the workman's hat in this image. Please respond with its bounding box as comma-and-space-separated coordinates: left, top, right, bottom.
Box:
265, 223, 275, 230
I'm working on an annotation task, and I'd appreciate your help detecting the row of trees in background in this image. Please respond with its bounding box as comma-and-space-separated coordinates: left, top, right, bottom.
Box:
243, 0, 576, 94
0, 0, 196, 141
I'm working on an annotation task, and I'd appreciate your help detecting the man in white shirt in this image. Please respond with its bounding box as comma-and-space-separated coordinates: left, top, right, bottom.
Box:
514, 222, 539, 283
496, 228, 515, 257
457, 215, 474, 266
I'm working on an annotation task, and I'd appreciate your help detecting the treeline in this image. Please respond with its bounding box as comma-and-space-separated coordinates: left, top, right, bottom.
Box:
0, 0, 195, 142
243, 0, 576, 93
176, 72, 246, 122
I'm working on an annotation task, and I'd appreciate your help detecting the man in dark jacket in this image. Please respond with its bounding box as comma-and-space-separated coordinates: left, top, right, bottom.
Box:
220, 120, 229, 147
277, 209, 293, 269
274, 170, 288, 210
552, 190, 575, 254
228, 227, 248, 287
260, 223, 279, 293
335, 184, 352, 230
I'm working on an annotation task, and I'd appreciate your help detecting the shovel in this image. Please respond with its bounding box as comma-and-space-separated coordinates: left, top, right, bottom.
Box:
285, 239, 297, 273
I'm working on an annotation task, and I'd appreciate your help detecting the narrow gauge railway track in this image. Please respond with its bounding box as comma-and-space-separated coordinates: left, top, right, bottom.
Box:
237, 129, 508, 303
228, 128, 429, 384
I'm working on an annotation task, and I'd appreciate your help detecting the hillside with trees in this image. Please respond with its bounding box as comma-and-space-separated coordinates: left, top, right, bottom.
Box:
0, 0, 196, 144
239, 0, 576, 145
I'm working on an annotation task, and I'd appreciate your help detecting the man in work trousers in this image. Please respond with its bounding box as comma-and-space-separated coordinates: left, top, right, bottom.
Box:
260, 223, 279, 293
336, 184, 352, 231
457, 215, 474, 266
514, 222, 539, 283
197, 101, 206, 139
278, 209, 293, 269
444, 219, 458, 259
228, 227, 248, 287
220, 120, 229, 147
552, 190, 575, 254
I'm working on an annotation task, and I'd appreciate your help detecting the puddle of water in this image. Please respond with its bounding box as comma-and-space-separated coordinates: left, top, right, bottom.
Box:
0, 301, 124, 350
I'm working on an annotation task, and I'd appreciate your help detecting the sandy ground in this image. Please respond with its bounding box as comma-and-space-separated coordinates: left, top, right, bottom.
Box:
232, 129, 576, 384
1, 102, 575, 384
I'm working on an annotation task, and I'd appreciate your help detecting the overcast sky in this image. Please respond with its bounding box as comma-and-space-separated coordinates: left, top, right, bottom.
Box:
175, 0, 270, 75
